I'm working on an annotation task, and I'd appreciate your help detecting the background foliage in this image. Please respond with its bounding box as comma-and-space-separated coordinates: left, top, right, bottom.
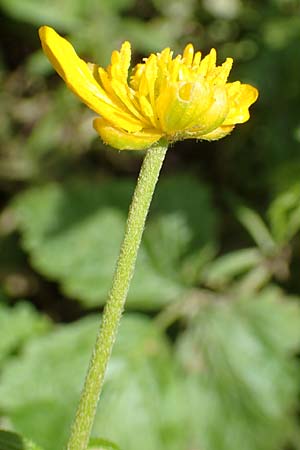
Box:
1, 0, 300, 449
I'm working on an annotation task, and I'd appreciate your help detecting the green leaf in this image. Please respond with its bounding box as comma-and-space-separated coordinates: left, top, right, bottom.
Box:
0, 0, 136, 30
235, 205, 276, 253
0, 0, 81, 30
142, 212, 192, 277
0, 430, 43, 450
88, 438, 120, 450
202, 247, 262, 288
176, 288, 300, 450
268, 182, 300, 243
0, 301, 50, 365
0, 314, 183, 450
14, 176, 217, 309
235, 264, 271, 294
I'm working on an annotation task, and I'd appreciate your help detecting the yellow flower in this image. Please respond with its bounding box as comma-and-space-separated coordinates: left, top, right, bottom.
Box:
39, 26, 258, 150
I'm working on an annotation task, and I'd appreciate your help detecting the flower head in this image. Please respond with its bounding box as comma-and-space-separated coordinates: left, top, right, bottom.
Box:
39, 26, 258, 150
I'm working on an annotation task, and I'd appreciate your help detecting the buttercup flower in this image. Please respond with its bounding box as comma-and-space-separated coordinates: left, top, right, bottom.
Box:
39, 26, 258, 150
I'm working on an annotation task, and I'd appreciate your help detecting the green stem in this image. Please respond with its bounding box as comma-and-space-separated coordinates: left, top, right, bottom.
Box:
66, 140, 168, 450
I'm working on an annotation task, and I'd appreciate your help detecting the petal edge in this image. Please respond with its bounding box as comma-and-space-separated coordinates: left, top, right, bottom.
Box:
93, 118, 162, 150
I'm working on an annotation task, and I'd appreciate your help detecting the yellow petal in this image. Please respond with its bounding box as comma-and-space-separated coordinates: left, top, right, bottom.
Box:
156, 80, 213, 133
223, 82, 259, 125
39, 26, 143, 132
192, 51, 202, 68
111, 78, 146, 122
200, 125, 235, 141
93, 118, 162, 150
186, 86, 229, 135
207, 58, 233, 85
183, 44, 194, 66
109, 41, 131, 83
139, 96, 156, 125
141, 55, 158, 113
198, 48, 217, 76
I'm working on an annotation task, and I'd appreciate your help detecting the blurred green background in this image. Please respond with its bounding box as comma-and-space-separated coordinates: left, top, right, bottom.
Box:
1, 0, 300, 449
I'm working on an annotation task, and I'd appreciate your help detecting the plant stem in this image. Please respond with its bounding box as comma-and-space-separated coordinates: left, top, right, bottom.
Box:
66, 140, 168, 450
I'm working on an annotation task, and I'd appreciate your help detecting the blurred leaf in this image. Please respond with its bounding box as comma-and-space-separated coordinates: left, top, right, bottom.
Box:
263, 16, 300, 50
176, 288, 300, 450
152, 0, 195, 18
143, 213, 192, 277
151, 175, 217, 251
24, 88, 89, 159
0, 430, 43, 450
122, 18, 179, 53
0, 0, 135, 30
202, 247, 262, 288
97, 0, 135, 13
268, 182, 300, 244
180, 243, 217, 285
0, 301, 50, 364
0, 0, 81, 30
236, 264, 271, 294
0, 314, 185, 450
13, 176, 217, 309
235, 205, 276, 253
0, 0, 136, 44
203, 0, 241, 19
88, 438, 120, 450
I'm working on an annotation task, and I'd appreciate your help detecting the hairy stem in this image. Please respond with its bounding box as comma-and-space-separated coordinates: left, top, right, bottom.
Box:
66, 141, 168, 450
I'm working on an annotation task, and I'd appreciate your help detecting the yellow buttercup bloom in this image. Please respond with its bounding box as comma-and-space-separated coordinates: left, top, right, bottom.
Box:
39, 26, 258, 150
